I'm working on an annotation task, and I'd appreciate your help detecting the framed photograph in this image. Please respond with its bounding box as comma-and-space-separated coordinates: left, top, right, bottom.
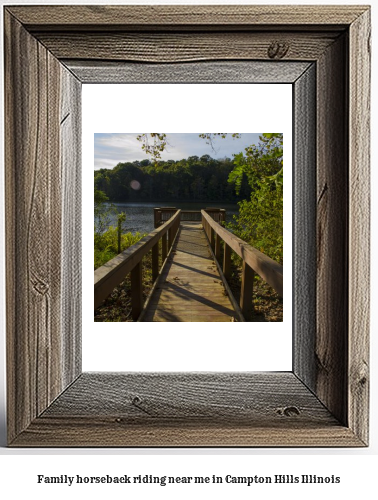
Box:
4, 5, 370, 447
87, 89, 291, 371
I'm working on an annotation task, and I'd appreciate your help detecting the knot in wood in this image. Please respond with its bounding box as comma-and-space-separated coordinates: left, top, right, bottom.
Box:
277, 406, 300, 417
32, 279, 49, 295
131, 395, 153, 415
268, 41, 289, 59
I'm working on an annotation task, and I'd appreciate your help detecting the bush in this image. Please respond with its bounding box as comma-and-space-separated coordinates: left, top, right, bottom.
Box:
94, 227, 145, 269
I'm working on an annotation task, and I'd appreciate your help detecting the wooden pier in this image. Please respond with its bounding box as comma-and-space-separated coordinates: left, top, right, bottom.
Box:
141, 222, 235, 322
94, 208, 283, 322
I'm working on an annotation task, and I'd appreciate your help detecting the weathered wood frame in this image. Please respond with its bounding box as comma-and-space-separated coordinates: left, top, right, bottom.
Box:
4, 5, 370, 447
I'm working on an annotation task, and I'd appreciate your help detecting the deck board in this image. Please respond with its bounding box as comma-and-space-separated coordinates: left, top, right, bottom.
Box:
142, 222, 236, 322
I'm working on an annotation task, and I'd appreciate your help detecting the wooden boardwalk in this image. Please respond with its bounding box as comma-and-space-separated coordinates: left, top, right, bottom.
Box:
141, 222, 236, 322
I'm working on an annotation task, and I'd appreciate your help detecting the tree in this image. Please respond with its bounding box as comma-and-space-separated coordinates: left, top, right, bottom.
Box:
94, 188, 116, 234
94, 132, 283, 262
227, 134, 283, 263
136, 133, 167, 161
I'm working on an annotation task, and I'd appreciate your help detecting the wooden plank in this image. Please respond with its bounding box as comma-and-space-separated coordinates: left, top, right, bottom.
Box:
293, 64, 317, 391
35, 372, 346, 423
316, 34, 348, 425
348, 8, 371, 445
9, 372, 364, 447
240, 262, 255, 321
215, 233, 221, 261
4, 11, 79, 443
152, 242, 159, 282
142, 223, 236, 322
8, 5, 366, 29
67, 60, 313, 84
144, 316, 231, 323
130, 262, 143, 321
12, 420, 363, 448
161, 232, 167, 262
36, 32, 343, 63
60, 65, 82, 390
210, 228, 215, 250
223, 243, 231, 280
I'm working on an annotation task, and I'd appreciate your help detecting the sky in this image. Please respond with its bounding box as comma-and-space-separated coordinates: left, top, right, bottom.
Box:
94, 133, 262, 170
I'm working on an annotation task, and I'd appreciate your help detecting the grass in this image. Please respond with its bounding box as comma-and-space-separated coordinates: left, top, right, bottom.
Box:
94, 227, 145, 270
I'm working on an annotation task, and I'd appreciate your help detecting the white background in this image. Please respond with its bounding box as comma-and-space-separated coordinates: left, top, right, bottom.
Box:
0, 0, 377, 498
83, 84, 292, 372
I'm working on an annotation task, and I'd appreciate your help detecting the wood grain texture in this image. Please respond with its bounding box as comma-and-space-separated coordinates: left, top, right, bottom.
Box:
293, 64, 317, 390
65, 60, 312, 84
348, 9, 371, 445
11, 373, 363, 447
39, 373, 342, 422
7, 5, 367, 29
60, 69, 82, 388
11, 421, 363, 448
36, 32, 339, 63
142, 223, 236, 322
4, 11, 80, 444
316, 34, 348, 425
4, 4, 370, 447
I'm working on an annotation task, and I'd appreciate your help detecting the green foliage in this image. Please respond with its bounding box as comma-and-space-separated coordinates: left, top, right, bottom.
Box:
117, 212, 127, 253
227, 133, 283, 264
198, 133, 241, 153
136, 133, 167, 161
94, 227, 145, 270
94, 188, 118, 234
94, 189, 144, 269
93, 156, 251, 203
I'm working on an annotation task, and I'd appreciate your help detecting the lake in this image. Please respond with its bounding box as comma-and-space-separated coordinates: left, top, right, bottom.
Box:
97, 202, 239, 235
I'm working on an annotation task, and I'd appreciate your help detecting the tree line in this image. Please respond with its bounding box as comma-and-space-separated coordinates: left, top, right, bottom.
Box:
94, 155, 252, 203
95, 133, 283, 265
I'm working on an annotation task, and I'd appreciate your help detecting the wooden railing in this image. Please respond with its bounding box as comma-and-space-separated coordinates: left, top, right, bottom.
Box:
95, 209, 181, 320
201, 209, 283, 321
204, 208, 226, 224
180, 210, 202, 222
154, 207, 177, 227
154, 207, 226, 227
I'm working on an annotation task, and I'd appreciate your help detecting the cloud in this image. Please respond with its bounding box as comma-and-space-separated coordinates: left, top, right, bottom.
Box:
94, 133, 263, 170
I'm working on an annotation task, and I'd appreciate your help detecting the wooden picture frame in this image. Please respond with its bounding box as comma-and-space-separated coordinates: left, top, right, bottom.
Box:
4, 5, 370, 447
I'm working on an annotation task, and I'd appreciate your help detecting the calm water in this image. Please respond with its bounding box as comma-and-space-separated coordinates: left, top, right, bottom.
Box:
97, 202, 239, 235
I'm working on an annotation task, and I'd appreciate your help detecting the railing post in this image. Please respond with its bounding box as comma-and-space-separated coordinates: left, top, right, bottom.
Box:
223, 242, 231, 280
240, 261, 254, 321
168, 226, 173, 249
210, 227, 215, 250
215, 233, 221, 261
220, 209, 226, 224
154, 208, 161, 228
162, 232, 167, 262
152, 242, 159, 282
130, 262, 143, 320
